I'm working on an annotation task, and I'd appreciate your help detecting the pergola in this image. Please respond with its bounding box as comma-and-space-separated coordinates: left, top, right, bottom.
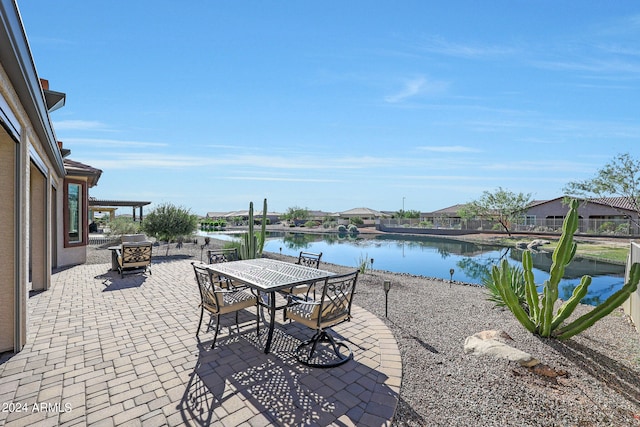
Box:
88, 198, 151, 222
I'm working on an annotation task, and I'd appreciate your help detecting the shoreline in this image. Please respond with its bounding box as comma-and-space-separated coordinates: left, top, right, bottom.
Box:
198, 225, 631, 267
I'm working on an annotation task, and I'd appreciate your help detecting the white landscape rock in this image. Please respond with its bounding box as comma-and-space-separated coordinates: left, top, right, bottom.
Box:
464, 330, 540, 367
527, 239, 550, 250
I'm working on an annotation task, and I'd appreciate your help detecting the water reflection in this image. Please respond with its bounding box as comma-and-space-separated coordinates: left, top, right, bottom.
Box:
207, 231, 625, 306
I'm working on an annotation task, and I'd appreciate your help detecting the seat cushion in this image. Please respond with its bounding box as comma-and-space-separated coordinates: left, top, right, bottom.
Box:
203, 289, 256, 315
279, 284, 310, 295
287, 301, 349, 329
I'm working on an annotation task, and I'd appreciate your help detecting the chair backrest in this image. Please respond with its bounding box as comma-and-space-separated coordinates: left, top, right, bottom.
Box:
121, 242, 152, 265
192, 263, 222, 313
313, 270, 358, 328
297, 251, 322, 269
207, 248, 239, 264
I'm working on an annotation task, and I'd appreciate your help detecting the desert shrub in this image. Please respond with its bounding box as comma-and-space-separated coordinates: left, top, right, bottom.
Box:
598, 221, 616, 233
347, 224, 359, 233
322, 217, 337, 228
337, 224, 347, 233
615, 223, 630, 235
107, 217, 140, 236
350, 217, 364, 226
357, 253, 371, 274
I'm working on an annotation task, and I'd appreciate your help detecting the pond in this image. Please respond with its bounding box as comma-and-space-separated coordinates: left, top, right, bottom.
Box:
203, 231, 626, 306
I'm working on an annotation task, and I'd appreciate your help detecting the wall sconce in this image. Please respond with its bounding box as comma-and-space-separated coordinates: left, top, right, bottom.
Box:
383, 280, 391, 318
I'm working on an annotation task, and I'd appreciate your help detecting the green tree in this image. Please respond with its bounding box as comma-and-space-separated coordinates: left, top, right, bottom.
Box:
563, 152, 640, 229
394, 209, 419, 219
468, 187, 532, 236
282, 206, 310, 224
141, 203, 198, 255
405, 209, 421, 219
456, 204, 475, 230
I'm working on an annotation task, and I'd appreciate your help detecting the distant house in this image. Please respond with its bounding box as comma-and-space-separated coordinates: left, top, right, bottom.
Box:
526, 197, 640, 234
421, 197, 640, 234
337, 207, 387, 220
423, 204, 468, 226
335, 207, 388, 226
0, 2, 102, 353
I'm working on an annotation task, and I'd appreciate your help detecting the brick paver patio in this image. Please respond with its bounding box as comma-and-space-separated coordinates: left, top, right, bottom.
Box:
0, 258, 401, 426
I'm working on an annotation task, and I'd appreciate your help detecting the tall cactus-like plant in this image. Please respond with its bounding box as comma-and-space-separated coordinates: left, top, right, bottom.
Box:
490, 198, 640, 339
238, 199, 268, 260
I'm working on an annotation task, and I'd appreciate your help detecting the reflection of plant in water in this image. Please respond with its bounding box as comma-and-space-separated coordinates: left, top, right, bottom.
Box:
324, 234, 339, 245
281, 233, 320, 251
436, 247, 451, 258
456, 248, 510, 281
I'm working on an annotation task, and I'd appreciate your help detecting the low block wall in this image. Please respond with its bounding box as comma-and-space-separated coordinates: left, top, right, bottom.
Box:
377, 224, 476, 235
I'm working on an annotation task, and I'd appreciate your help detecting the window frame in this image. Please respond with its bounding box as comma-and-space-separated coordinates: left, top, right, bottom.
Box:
63, 178, 88, 247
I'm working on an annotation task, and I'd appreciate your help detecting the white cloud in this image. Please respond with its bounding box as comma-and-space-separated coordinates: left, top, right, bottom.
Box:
417, 145, 482, 153
79, 152, 408, 171
227, 176, 342, 183
53, 120, 108, 131
384, 77, 448, 103
63, 138, 168, 147
420, 36, 516, 58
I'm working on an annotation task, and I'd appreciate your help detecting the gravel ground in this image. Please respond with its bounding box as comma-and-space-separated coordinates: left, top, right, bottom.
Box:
88, 239, 640, 426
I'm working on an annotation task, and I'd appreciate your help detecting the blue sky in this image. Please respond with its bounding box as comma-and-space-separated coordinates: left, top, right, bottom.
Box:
18, 1, 640, 216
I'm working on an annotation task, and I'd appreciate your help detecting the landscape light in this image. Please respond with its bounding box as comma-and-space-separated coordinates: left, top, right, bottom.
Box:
383, 280, 391, 318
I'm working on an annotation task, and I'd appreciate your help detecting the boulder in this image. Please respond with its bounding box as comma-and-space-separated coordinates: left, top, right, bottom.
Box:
527, 239, 550, 250
464, 330, 539, 367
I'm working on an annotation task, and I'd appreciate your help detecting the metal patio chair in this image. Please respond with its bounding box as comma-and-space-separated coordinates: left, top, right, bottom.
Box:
116, 241, 152, 278
280, 251, 323, 297
207, 247, 239, 264
192, 262, 258, 349
285, 270, 359, 368
207, 247, 243, 289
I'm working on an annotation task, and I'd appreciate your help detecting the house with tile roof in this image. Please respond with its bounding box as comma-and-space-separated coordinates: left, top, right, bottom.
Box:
525, 197, 640, 234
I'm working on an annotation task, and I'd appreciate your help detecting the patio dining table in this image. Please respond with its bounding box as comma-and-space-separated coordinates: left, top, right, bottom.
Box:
205, 258, 334, 353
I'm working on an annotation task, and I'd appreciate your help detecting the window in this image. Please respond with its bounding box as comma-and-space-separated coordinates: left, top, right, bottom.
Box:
64, 179, 87, 247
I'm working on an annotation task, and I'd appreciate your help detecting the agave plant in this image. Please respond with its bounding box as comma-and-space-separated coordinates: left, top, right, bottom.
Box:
489, 199, 640, 340
483, 263, 527, 312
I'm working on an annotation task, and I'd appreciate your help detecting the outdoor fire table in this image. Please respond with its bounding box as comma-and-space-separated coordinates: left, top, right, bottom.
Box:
205, 258, 334, 353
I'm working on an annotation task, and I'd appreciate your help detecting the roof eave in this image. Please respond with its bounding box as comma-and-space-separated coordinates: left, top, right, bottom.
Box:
0, 0, 65, 176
